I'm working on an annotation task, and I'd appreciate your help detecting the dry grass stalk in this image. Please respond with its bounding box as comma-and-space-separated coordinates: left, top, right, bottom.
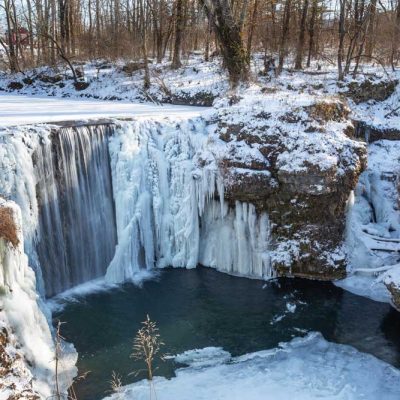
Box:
131, 315, 164, 400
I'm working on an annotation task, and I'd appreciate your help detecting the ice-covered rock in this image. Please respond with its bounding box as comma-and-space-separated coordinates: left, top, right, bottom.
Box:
341, 139, 400, 305
204, 93, 366, 279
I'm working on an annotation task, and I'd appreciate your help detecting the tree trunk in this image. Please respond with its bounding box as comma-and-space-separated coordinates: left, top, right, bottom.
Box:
140, 0, 151, 89
278, 0, 292, 74
4, 0, 18, 72
295, 0, 309, 69
390, 0, 400, 70
365, 0, 377, 57
200, 0, 249, 86
172, 0, 184, 68
306, 0, 317, 67
338, 0, 346, 80
246, 0, 259, 62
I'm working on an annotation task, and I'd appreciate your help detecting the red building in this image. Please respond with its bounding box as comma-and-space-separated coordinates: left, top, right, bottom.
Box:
7, 28, 30, 46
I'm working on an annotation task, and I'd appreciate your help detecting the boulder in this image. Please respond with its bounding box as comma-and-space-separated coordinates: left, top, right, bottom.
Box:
386, 283, 400, 311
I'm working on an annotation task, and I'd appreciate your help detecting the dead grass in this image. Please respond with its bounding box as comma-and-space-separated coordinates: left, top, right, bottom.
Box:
0, 207, 19, 247
307, 101, 350, 122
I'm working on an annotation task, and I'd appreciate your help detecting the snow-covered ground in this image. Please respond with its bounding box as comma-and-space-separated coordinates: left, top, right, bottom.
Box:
0, 56, 228, 106
0, 93, 206, 126
1, 56, 399, 131
106, 332, 400, 400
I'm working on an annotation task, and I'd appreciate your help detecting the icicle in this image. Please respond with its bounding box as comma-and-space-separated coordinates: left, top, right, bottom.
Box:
105, 118, 274, 283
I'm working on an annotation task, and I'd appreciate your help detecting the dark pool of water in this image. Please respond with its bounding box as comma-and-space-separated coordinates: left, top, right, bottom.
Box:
53, 267, 400, 400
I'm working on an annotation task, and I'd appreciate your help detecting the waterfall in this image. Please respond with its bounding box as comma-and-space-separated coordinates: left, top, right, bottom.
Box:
0, 124, 117, 297
1, 117, 273, 296
34, 124, 117, 296
105, 119, 272, 283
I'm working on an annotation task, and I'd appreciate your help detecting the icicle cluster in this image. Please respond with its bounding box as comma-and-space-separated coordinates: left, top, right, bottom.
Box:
105, 119, 273, 283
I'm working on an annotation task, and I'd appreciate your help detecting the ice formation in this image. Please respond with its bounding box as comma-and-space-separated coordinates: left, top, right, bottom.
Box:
0, 118, 272, 297
105, 119, 272, 283
0, 198, 75, 398
340, 140, 400, 301
105, 332, 400, 400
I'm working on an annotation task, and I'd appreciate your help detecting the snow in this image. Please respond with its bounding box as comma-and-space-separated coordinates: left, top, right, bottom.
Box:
0, 56, 227, 107
0, 93, 206, 126
1, 56, 400, 398
209, 87, 364, 178
105, 332, 400, 400
173, 347, 231, 368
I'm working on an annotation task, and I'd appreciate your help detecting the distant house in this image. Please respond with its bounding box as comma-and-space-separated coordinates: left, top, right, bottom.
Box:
7, 28, 30, 46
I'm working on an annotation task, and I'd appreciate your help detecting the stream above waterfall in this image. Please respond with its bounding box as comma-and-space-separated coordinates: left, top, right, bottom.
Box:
53, 267, 400, 400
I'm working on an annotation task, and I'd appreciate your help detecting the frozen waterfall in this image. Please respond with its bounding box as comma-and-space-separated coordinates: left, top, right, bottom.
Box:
105, 119, 272, 283
0, 117, 273, 297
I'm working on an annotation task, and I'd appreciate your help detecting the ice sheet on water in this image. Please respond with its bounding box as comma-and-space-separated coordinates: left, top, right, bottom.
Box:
174, 347, 231, 368
105, 332, 400, 400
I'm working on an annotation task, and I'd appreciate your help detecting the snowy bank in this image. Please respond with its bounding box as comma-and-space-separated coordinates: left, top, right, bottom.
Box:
105, 332, 400, 400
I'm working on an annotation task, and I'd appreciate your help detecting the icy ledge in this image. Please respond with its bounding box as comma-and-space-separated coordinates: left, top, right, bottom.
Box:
105, 332, 400, 400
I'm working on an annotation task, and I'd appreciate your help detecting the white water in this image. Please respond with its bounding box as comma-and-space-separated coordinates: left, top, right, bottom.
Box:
0, 124, 117, 296
105, 119, 273, 283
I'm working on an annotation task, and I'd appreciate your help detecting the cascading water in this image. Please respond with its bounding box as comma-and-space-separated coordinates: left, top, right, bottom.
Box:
0, 123, 117, 296
34, 124, 117, 296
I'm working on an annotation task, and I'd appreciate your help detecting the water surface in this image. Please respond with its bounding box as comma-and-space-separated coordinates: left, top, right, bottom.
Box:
54, 267, 400, 400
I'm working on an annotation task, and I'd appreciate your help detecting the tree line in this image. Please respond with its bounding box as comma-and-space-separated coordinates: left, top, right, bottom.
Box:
1, 0, 400, 84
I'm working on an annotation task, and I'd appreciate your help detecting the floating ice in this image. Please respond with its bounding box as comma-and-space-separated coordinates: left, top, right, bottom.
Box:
174, 347, 231, 368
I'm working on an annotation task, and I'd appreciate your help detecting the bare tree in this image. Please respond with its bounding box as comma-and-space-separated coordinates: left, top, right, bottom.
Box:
278, 0, 292, 74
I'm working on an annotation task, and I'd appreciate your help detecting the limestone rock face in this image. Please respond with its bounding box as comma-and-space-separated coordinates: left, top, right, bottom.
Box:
202, 94, 367, 280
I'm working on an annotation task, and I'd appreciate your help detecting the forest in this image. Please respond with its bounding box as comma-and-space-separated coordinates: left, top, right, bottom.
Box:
1, 0, 400, 84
